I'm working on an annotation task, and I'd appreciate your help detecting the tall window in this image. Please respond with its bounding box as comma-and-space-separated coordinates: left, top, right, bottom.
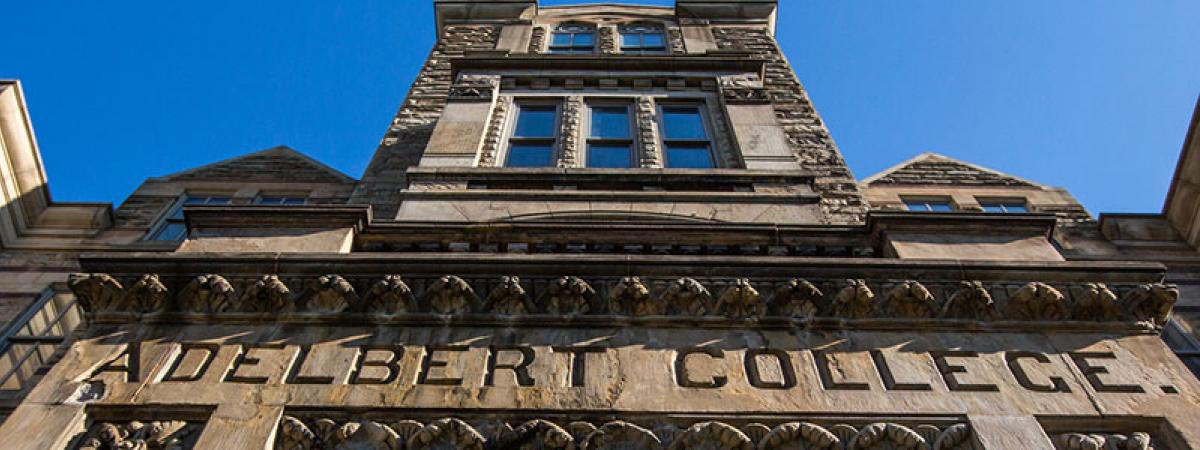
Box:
255, 196, 307, 206
620, 24, 667, 54
903, 198, 955, 212
659, 104, 716, 169
149, 195, 231, 241
505, 102, 560, 167
586, 103, 635, 168
548, 24, 596, 54
978, 199, 1028, 213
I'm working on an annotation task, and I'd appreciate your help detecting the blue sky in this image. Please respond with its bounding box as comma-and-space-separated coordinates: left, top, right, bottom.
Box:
2, 1, 1198, 214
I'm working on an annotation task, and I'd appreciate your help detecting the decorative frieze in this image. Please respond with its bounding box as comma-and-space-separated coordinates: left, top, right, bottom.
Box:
274, 416, 974, 450
477, 95, 511, 167
557, 96, 584, 167
598, 25, 618, 54
447, 75, 498, 101
75, 420, 201, 450
69, 273, 1179, 327
528, 25, 547, 53
1052, 432, 1154, 450
636, 96, 662, 167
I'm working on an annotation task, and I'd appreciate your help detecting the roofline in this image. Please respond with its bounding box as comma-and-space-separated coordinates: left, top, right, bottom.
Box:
860, 151, 1050, 189
1163, 95, 1200, 214
155, 146, 356, 183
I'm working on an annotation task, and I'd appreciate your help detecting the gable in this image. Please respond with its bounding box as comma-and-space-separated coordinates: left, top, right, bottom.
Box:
162, 146, 354, 184
863, 152, 1041, 188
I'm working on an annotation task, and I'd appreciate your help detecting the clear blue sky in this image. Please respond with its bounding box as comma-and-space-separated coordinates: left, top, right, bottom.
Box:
3, 1, 1198, 214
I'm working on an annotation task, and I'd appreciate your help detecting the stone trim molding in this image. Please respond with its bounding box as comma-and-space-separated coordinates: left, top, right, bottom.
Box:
557, 96, 584, 167
447, 74, 500, 102
275, 416, 973, 450
636, 96, 663, 167
69, 273, 1178, 329
1051, 432, 1154, 450
477, 95, 512, 167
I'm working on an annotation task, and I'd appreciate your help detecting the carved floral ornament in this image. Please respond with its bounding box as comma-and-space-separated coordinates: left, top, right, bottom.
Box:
76, 420, 200, 450
274, 417, 975, 450
68, 273, 1179, 326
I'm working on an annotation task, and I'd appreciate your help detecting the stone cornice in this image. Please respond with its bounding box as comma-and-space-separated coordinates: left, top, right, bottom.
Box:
451, 54, 766, 79
183, 205, 371, 231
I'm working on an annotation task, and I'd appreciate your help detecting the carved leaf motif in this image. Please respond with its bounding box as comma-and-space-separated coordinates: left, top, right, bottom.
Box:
423, 275, 479, 315
407, 418, 485, 450
1071, 283, 1121, 322
931, 424, 972, 450
878, 281, 939, 319
1122, 283, 1179, 326
833, 280, 875, 319
1053, 432, 1152, 450
609, 277, 658, 316
79, 420, 198, 450
847, 423, 928, 450
303, 275, 358, 314
940, 281, 997, 321
759, 422, 840, 450
277, 416, 317, 450
335, 421, 400, 450
485, 276, 535, 315
713, 279, 764, 319
178, 274, 236, 313
1004, 282, 1068, 321
741, 424, 771, 447
667, 421, 753, 450
494, 419, 575, 450
125, 274, 168, 313
69, 273, 125, 313
661, 278, 712, 316
540, 276, 597, 315
584, 421, 663, 450
769, 279, 824, 318
363, 275, 416, 315
240, 275, 293, 313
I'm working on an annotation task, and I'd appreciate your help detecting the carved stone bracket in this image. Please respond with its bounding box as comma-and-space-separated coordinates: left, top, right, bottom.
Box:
70, 273, 1180, 328
477, 95, 512, 167
1052, 432, 1154, 450
76, 420, 202, 450
448, 74, 499, 101
274, 417, 973, 450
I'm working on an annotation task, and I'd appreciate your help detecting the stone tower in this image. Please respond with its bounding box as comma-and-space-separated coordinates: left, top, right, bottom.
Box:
0, 2, 1198, 449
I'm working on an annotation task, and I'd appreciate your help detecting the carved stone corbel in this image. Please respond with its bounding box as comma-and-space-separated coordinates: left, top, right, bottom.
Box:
178, 274, 236, 313
301, 275, 358, 314
1122, 283, 1179, 326
423, 275, 480, 315
833, 279, 875, 319
239, 275, 293, 313
662, 278, 713, 316
407, 418, 486, 450
878, 281, 939, 319
1053, 432, 1152, 450
1071, 283, 1121, 322
484, 276, 536, 315
78, 420, 198, 450
758, 422, 839, 450
1004, 282, 1069, 321
608, 276, 658, 316
540, 276, 598, 315
69, 273, 125, 313
768, 279, 825, 318
363, 275, 417, 315
492, 419, 574, 449
846, 423, 926, 450
940, 281, 998, 321
124, 274, 168, 313
713, 279, 764, 319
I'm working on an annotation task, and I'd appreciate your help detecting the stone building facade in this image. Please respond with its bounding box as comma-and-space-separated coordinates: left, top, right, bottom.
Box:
0, 1, 1198, 448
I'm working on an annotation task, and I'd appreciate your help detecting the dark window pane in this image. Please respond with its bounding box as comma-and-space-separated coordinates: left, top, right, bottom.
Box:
507, 143, 555, 167
981, 205, 1005, 213
588, 144, 633, 168
591, 106, 629, 138
643, 33, 664, 47
514, 106, 557, 138
573, 32, 594, 47
168, 207, 186, 220
661, 107, 707, 140
981, 202, 1027, 213
665, 144, 714, 168
283, 198, 307, 206
257, 197, 282, 205
153, 222, 187, 241
184, 197, 208, 205
206, 197, 231, 205
928, 203, 954, 212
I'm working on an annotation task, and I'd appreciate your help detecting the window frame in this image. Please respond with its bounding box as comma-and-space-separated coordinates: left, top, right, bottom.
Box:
254, 195, 309, 206
547, 23, 597, 55
902, 197, 956, 213
583, 100, 637, 168
1164, 314, 1200, 378
146, 194, 232, 241
977, 198, 1030, 214
619, 24, 668, 55
656, 101, 719, 169
502, 100, 563, 168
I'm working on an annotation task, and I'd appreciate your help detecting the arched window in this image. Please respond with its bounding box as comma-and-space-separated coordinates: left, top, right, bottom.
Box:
548, 24, 596, 54
619, 24, 667, 55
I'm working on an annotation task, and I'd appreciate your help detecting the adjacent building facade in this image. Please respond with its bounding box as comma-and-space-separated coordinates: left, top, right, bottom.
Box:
0, 1, 1198, 448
